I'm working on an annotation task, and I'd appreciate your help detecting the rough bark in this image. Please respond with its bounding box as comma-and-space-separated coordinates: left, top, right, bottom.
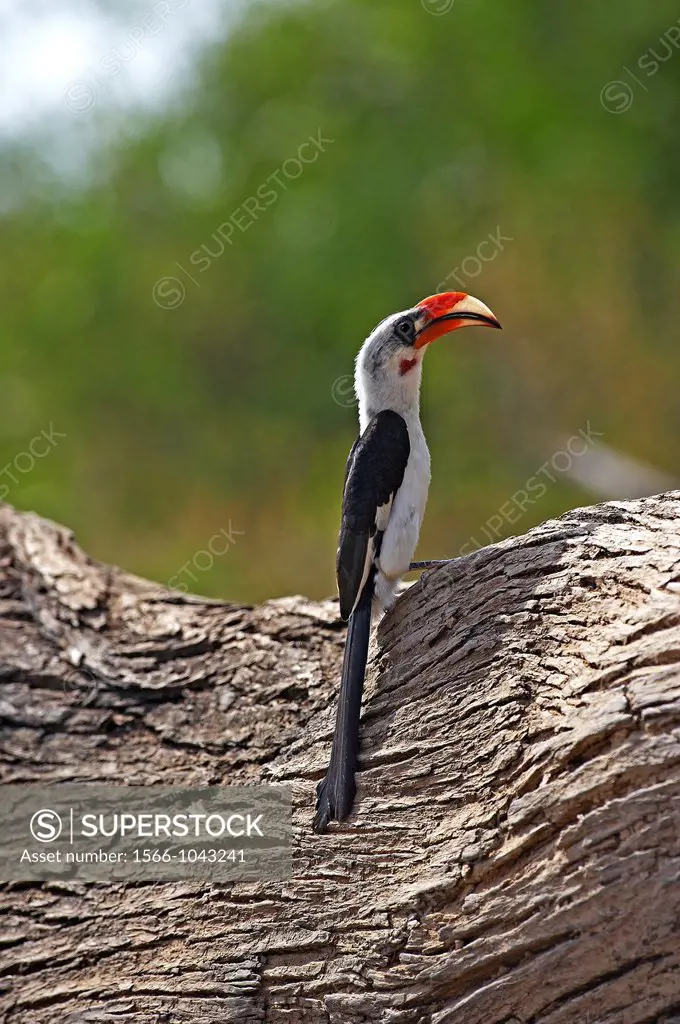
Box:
1, 494, 680, 1024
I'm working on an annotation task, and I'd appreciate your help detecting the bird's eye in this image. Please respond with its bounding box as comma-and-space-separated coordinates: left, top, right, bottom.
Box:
394, 318, 414, 342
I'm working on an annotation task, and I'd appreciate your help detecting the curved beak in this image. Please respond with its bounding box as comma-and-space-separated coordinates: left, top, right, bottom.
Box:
414, 291, 502, 349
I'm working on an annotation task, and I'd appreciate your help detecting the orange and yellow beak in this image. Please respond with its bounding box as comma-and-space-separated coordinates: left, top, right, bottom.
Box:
414, 291, 501, 349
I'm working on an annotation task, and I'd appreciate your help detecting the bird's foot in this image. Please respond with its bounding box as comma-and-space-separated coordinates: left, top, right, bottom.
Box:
408, 559, 455, 570
313, 768, 357, 834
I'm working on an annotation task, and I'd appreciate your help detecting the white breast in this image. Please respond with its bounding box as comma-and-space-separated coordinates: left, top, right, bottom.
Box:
374, 419, 431, 609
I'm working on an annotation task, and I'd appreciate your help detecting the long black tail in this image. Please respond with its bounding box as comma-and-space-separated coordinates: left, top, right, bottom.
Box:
313, 585, 373, 833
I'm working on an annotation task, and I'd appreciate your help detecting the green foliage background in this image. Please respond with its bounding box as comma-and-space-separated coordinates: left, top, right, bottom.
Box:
2, 0, 679, 602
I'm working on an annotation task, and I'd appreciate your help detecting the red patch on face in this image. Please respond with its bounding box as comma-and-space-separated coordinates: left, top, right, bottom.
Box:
399, 357, 418, 376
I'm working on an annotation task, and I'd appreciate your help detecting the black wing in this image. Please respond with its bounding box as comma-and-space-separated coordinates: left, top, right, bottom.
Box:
336, 410, 410, 620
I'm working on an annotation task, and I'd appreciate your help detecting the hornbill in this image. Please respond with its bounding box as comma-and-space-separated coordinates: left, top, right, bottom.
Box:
313, 291, 501, 832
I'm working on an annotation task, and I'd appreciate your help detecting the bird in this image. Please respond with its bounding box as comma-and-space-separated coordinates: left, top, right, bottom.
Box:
313, 290, 501, 833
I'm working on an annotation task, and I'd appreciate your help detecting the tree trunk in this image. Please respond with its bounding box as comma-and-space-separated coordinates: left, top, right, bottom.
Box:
1, 494, 680, 1024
